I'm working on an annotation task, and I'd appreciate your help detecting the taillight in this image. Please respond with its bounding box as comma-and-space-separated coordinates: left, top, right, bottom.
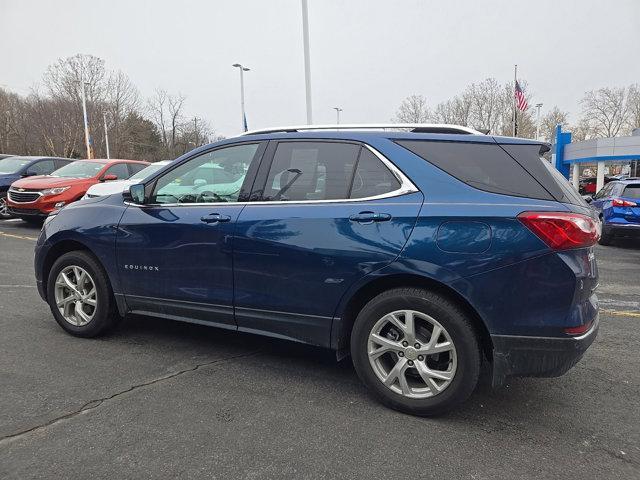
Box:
564, 320, 594, 336
612, 198, 637, 207
518, 212, 600, 250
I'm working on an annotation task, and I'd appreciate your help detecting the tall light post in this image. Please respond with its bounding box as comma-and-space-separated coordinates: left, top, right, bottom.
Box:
103, 112, 110, 160
78, 77, 91, 159
535, 103, 543, 140
333, 107, 342, 124
232, 63, 250, 132
301, 0, 313, 124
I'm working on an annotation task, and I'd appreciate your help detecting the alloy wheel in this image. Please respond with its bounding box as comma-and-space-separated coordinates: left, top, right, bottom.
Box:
0, 196, 9, 218
368, 309, 457, 398
54, 266, 98, 326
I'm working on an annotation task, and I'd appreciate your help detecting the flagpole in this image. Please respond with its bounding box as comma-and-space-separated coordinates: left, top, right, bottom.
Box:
512, 64, 517, 137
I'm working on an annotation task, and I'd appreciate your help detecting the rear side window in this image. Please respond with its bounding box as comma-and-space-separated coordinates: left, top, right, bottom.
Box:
350, 149, 401, 199
263, 142, 360, 201
623, 185, 640, 199
397, 140, 553, 200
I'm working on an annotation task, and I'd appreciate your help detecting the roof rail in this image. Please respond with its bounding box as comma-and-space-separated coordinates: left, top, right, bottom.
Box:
242, 123, 483, 136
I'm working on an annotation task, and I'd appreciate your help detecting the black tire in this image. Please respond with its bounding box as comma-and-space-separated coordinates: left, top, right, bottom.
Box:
350, 287, 481, 416
46, 251, 119, 337
598, 228, 613, 246
20, 216, 44, 226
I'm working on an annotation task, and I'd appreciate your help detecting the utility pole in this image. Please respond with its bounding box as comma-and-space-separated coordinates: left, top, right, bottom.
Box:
232, 63, 250, 132
79, 77, 91, 158
301, 0, 313, 124
535, 103, 543, 140
333, 107, 342, 124
103, 112, 110, 159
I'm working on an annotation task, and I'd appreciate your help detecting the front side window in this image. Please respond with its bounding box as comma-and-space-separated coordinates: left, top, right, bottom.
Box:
262, 142, 360, 201
104, 163, 131, 180
151, 143, 259, 204
622, 184, 640, 199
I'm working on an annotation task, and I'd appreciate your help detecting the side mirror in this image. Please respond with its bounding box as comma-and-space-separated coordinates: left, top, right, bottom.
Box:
102, 174, 118, 182
193, 178, 207, 188
582, 195, 593, 204
125, 184, 146, 204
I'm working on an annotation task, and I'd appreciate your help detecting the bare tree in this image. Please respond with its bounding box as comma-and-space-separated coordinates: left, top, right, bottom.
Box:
433, 93, 473, 126
148, 89, 186, 156
105, 71, 140, 157
580, 87, 628, 138
393, 95, 431, 123
627, 84, 640, 131
539, 107, 569, 143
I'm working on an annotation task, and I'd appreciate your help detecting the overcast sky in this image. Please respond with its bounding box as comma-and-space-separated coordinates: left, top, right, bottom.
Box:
2, 0, 639, 137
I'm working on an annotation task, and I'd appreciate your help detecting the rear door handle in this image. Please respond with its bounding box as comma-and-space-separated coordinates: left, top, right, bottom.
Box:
349, 211, 392, 224
200, 213, 231, 224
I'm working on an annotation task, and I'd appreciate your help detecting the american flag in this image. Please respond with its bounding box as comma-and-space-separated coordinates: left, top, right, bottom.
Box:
514, 81, 528, 111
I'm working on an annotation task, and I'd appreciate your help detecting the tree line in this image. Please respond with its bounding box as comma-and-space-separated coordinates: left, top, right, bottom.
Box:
0, 54, 221, 161
394, 79, 640, 143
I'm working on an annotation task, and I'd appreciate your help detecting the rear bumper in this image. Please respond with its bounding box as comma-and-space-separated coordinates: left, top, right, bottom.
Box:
490, 315, 599, 386
604, 223, 640, 237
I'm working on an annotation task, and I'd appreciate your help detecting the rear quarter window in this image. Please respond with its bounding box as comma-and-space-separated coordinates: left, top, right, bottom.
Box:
396, 140, 553, 200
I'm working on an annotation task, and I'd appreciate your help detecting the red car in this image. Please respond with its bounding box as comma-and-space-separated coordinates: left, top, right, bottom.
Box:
7, 159, 149, 223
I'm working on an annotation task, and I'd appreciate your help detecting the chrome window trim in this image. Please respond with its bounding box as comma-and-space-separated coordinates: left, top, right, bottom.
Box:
7, 189, 43, 203
128, 143, 419, 209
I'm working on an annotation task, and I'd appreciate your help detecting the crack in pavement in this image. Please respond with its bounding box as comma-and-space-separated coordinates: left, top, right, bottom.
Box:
0, 350, 262, 447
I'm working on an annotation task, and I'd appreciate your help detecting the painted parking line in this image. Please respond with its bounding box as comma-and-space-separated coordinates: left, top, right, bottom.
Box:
0, 231, 38, 241
601, 309, 640, 318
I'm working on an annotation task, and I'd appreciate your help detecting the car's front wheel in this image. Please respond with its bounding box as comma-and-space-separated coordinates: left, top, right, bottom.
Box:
351, 288, 481, 416
0, 194, 12, 219
46, 251, 119, 337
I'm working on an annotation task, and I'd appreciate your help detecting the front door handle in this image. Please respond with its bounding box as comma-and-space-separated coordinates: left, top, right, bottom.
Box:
200, 213, 232, 224
349, 211, 392, 224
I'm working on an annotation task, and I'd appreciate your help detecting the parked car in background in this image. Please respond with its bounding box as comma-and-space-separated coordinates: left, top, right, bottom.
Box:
34, 124, 600, 416
7, 159, 148, 223
82, 160, 172, 199
578, 175, 613, 195
589, 178, 640, 245
0, 156, 74, 218
0, 154, 15, 161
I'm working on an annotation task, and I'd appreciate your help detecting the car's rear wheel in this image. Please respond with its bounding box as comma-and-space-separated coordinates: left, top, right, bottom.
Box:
46, 251, 119, 337
351, 288, 481, 416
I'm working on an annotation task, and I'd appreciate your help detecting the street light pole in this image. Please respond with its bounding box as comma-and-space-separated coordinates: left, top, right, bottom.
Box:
79, 78, 91, 159
232, 63, 250, 132
535, 103, 543, 140
301, 0, 313, 124
103, 112, 110, 160
333, 107, 342, 124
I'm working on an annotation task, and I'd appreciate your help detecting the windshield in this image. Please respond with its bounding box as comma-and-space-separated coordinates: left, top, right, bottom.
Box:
52, 161, 105, 178
129, 162, 168, 181
0, 157, 32, 174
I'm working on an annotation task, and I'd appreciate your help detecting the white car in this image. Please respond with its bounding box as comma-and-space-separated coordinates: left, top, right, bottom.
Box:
83, 160, 172, 199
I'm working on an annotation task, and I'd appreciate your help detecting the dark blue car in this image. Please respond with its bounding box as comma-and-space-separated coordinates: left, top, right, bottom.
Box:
589, 178, 640, 245
34, 125, 600, 415
0, 156, 73, 218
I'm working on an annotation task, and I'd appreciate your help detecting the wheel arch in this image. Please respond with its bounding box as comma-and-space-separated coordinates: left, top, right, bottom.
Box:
332, 273, 493, 361
41, 239, 98, 299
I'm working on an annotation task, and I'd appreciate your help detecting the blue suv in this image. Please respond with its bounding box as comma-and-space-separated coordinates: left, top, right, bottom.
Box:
588, 178, 640, 245
34, 125, 600, 415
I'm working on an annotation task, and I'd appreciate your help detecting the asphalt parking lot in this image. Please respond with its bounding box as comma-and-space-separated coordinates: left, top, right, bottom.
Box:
0, 219, 639, 479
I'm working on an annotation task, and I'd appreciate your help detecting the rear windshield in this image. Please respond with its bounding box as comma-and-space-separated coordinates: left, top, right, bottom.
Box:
396, 140, 554, 200
52, 161, 105, 178
623, 185, 640, 199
